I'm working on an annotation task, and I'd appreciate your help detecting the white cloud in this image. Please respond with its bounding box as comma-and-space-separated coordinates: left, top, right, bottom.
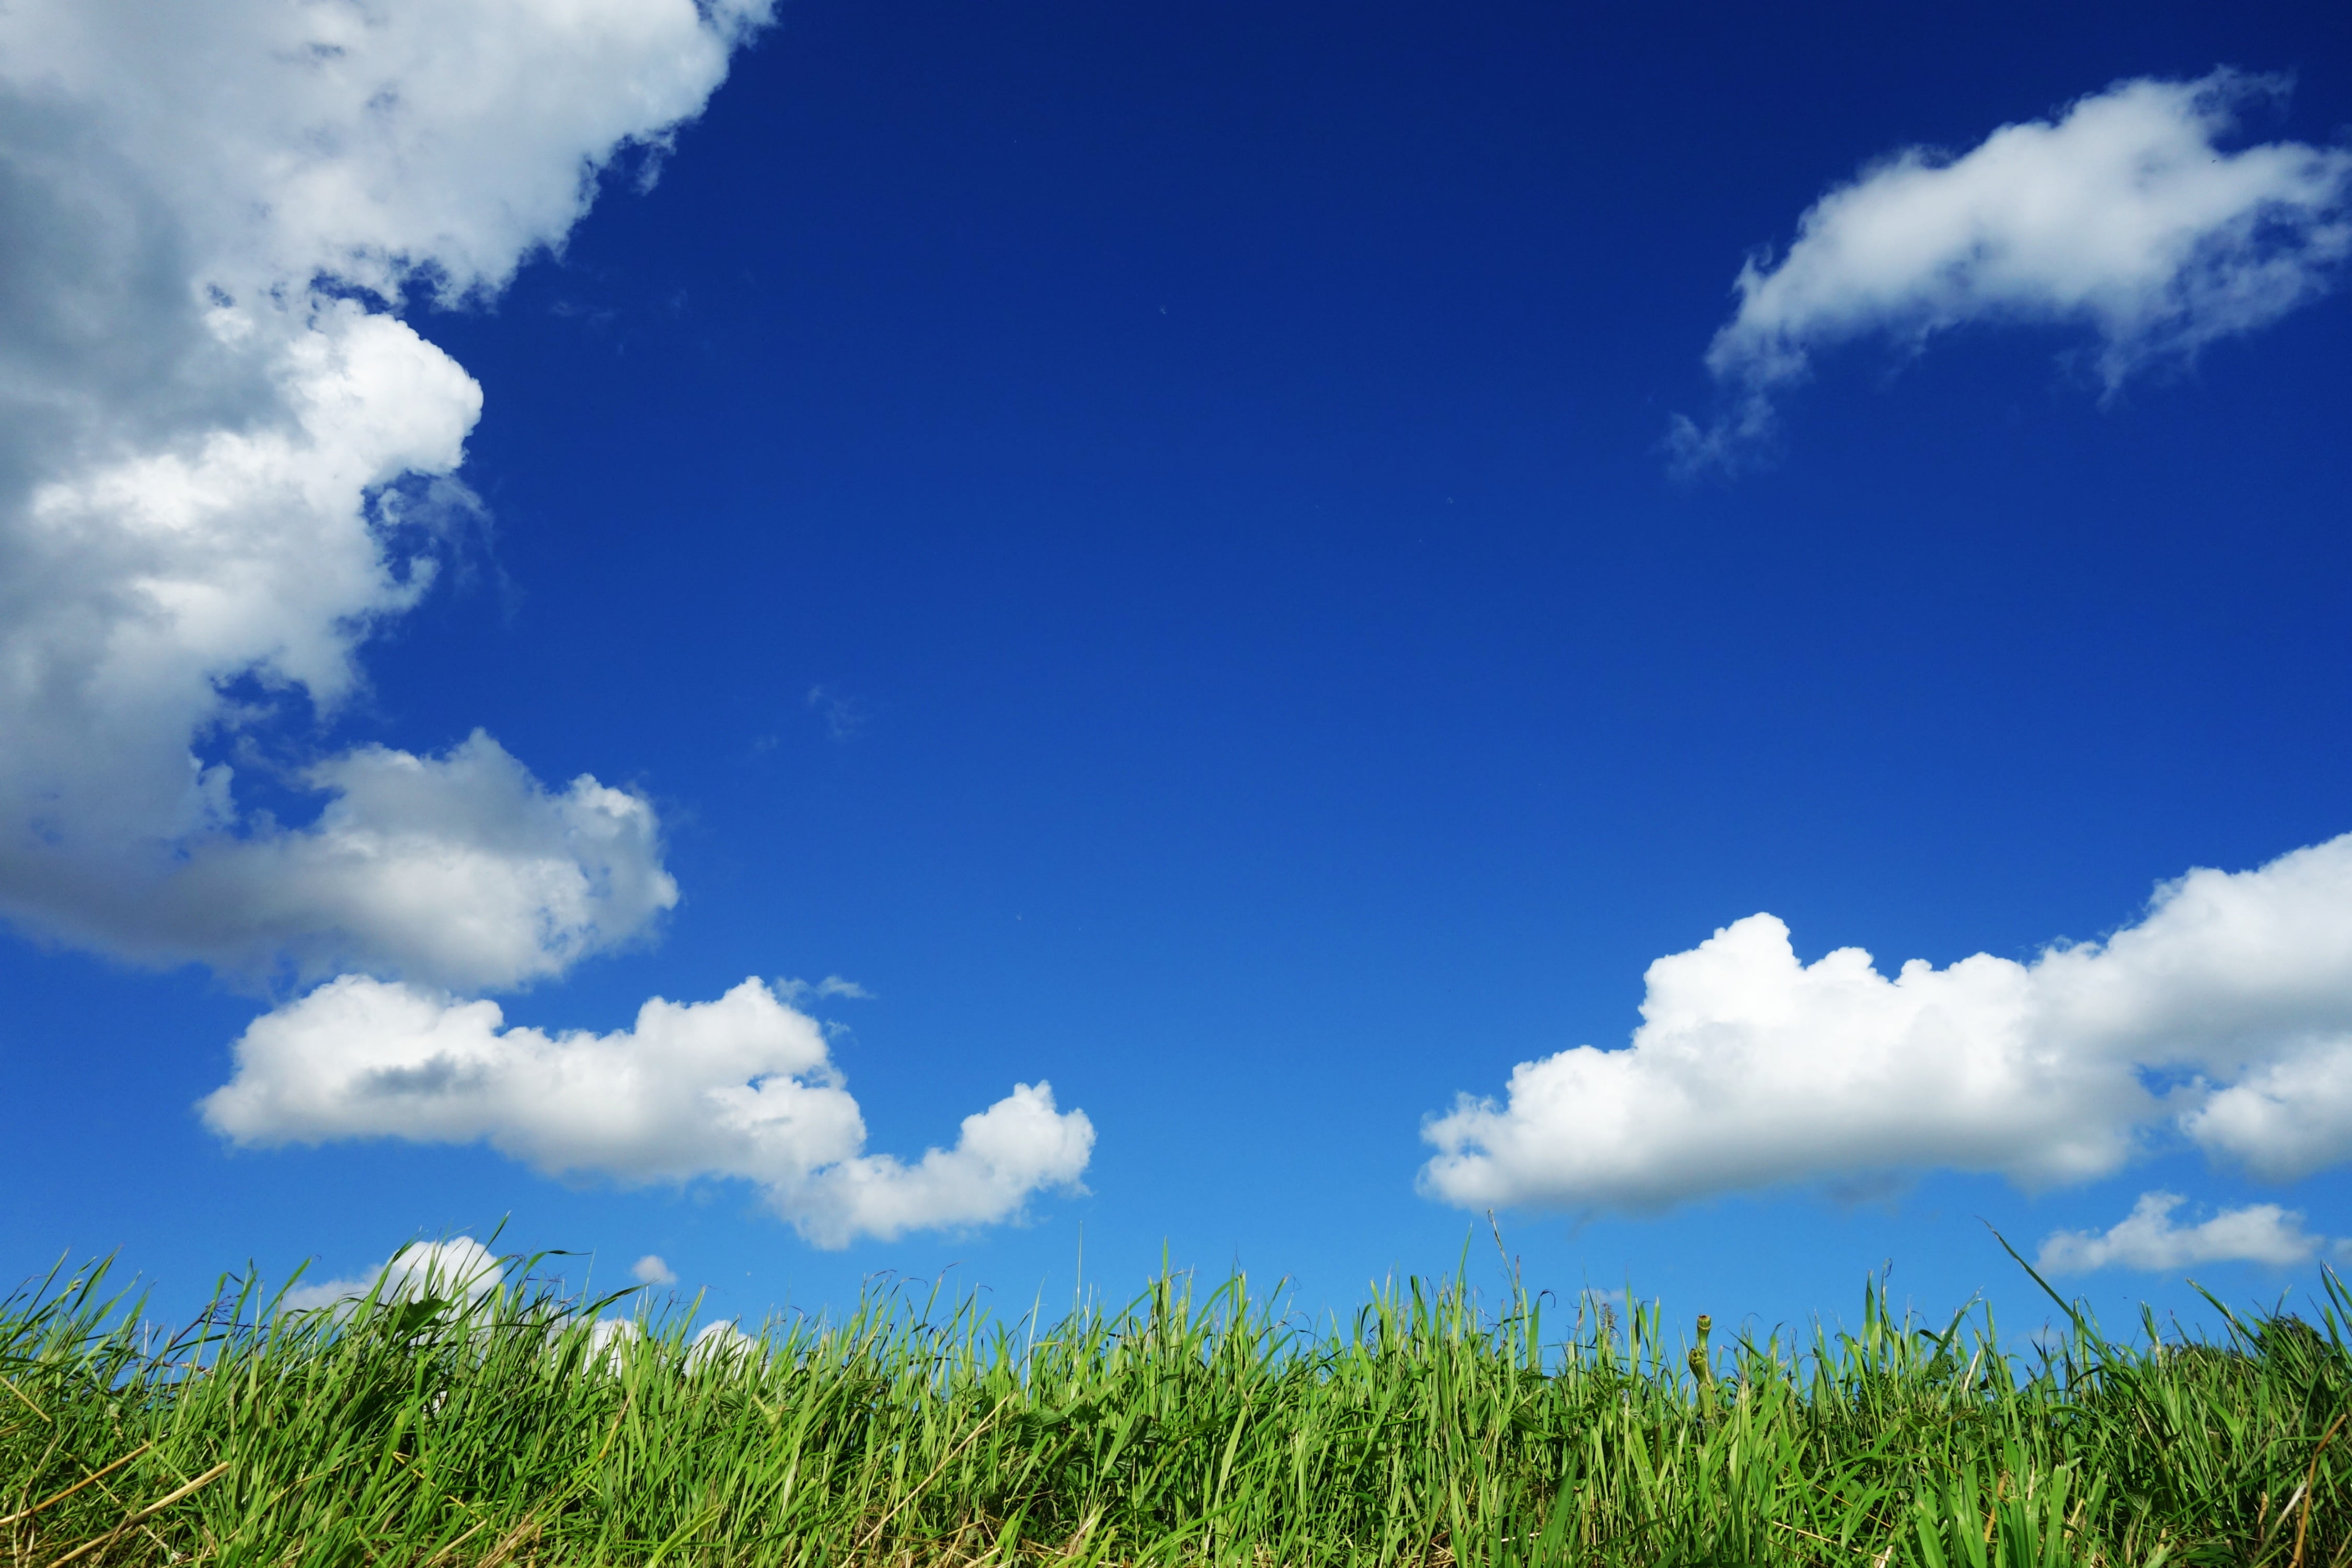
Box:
202, 975, 1097, 1248
6, 5, 1089, 1250
1421, 831, 2352, 1214
281, 1235, 504, 1311
1, 0, 769, 305
631, 1254, 677, 1287
15, 730, 676, 991
0, 0, 765, 982
2037, 1192, 2323, 1274
792, 1079, 1101, 1248
686, 1320, 760, 1373
780, 975, 874, 1003
1669, 70, 2352, 470
2181, 1042, 2352, 1181
0, 3, 1091, 1250
584, 1317, 640, 1365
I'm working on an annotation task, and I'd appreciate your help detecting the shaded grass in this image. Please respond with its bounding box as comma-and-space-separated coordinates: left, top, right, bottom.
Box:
3, 1247, 2347, 1567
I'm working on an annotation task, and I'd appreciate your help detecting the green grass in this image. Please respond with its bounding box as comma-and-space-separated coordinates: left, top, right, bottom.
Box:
3, 1245, 2346, 1568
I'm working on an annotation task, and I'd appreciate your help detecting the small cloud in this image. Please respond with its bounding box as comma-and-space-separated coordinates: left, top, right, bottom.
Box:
585, 1317, 640, 1367
282, 1237, 505, 1312
686, 1320, 760, 1373
1662, 396, 1779, 482
805, 684, 867, 742
777, 974, 873, 1004
631, 1253, 677, 1286
2036, 1192, 2326, 1275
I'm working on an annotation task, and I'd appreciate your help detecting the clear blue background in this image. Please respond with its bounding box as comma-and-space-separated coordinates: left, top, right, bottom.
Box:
7, 0, 2351, 1345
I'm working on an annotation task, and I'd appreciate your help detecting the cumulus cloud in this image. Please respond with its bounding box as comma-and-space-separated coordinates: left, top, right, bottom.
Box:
203, 976, 1096, 1248
0, 0, 766, 983
0, 0, 769, 308
631, 1254, 678, 1287
1421, 831, 2352, 1214
2181, 1043, 2352, 1182
2036, 1192, 2323, 1274
17, 730, 675, 990
1669, 70, 2352, 471
281, 1236, 504, 1311
15, 2, 1092, 1248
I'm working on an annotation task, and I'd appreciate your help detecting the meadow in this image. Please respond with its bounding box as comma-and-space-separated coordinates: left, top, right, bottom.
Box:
2, 1244, 2344, 1568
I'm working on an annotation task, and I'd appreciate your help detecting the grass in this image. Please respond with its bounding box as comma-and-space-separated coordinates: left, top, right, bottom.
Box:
3, 1243, 2347, 1568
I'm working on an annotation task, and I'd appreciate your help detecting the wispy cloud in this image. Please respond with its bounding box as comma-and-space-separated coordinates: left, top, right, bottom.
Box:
1668, 70, 2352, 472
806, 685, 869, 743
631, 1254, 679, 1287
780, 975, 875, 1003
203, 976, 1094, 1248
1422, 831, 2352, 1213
2037, 1192, 2324, 1274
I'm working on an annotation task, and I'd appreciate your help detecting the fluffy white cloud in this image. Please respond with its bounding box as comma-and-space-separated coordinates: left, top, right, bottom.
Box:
631, 1254, 678, 1287
792, 1078, 1102, 1248
281, 1235, 505, 1311
2182, 1042, 2352, 1181
8, 4, 1090, 1248
1, 0, 768, 304
2037, 1192, 2323, 1274
584, 1317, 641, 1365
686, 1320, 761, 1373
13, 730, 675, 990
1421, 831, 2352, 1213
1670, 71, 2352, 470
203, 976, 1097, 1248
0, 0, 763, 983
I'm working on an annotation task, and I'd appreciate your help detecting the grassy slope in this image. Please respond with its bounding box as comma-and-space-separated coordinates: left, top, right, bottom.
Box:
3, 1253, 2346, 1567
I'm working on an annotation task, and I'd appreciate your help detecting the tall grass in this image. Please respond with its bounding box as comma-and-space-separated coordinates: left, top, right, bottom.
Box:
3, 1248, 2346, 1567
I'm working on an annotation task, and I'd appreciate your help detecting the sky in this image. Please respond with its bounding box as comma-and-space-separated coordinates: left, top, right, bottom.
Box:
4, 0, 2352, 1347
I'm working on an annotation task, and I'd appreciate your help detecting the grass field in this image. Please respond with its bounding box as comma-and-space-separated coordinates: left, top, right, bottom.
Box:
3, 1244, 2345, 1568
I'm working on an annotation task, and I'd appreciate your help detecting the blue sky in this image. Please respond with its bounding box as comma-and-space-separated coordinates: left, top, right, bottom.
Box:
5, 0, 2352, 1343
